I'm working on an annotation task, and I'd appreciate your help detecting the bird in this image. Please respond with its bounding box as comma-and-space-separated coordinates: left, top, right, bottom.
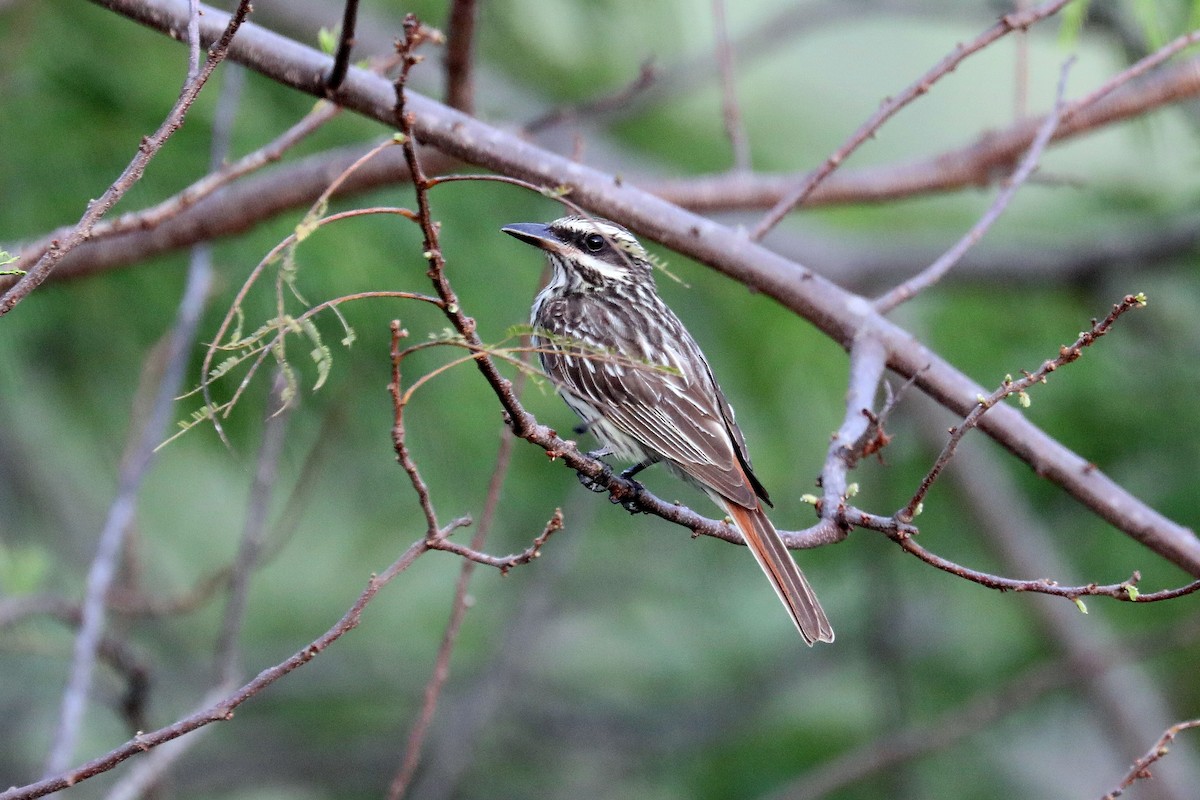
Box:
501, 215, 833, 645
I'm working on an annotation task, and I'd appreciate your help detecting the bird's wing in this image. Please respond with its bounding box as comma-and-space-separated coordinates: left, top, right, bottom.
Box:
548, 335, 761, 508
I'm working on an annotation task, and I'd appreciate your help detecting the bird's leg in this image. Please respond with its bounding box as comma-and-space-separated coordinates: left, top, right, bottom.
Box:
619, 459, 654, 481
577, 446, 614, 493
611, 458, 655, 514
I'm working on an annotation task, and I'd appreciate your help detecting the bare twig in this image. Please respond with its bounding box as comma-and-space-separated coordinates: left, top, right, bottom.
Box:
1102, 720, 1200, 800
749, 0, 1074, 240
901, 293, 1147, 523
387, 207, 544, 797
6, 99, 342, 280
873, 57, 1075, 313
425, 512, 564, 574
3, 540, 430, 800
213, 372, 292, 686
41, 126, 223, 777
388, 322, 449, 538
712, 0, 751, 171
387, 509, 560, 798
524, 61, 657, 134
0, 0, 252, 317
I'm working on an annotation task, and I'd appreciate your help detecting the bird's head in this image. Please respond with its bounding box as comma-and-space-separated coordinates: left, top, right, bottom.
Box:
502, 216, 653, 291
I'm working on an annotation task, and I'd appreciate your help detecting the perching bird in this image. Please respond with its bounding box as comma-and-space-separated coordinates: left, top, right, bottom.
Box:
502, 216, 833, 644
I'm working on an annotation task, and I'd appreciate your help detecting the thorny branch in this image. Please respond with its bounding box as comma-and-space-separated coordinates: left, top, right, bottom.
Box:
902, 293, 1149, 523
1101, 719, 1200, 800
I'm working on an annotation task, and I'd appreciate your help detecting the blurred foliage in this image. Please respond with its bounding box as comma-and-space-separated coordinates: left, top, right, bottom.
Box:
2, 1, 1200, 799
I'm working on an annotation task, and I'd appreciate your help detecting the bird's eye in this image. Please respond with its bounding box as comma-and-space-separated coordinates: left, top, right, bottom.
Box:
583, 233, 605, 252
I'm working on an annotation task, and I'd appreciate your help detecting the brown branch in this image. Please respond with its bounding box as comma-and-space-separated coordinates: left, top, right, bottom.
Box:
11, 39, 1200, 290
442, 0, 478, 113
0, 540, 430, 800
873, 57, 1074, 313
749, 0, 1074, 240
0, 0, 252, 317
901, 293, 1147, 523
650, 51, 1200, 213
1102, 720, 1200, 800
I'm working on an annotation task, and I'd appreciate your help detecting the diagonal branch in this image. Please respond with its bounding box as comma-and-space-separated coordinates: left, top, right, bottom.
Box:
0, 0, 252, 317
749, 0, 1074, 240
873, 57, 1075, 313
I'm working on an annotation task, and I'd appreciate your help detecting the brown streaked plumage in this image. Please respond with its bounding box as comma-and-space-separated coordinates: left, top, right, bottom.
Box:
502, 216, 833, 645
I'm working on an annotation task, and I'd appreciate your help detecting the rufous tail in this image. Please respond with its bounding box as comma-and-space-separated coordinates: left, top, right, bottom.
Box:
722, 501, 834, 645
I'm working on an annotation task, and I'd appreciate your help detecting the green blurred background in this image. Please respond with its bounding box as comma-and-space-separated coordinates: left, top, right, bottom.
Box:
2, 1, 1200, 798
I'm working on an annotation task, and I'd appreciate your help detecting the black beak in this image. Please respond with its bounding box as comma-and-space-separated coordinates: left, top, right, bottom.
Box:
501, 222, 558, 251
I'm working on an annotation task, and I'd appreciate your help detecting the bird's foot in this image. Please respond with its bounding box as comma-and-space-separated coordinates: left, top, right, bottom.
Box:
610, 468, 648, 514
577, 448, 614, 493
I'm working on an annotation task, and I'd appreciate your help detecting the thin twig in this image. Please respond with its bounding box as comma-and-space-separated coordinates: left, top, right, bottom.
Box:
7, 100, 341, 278
901, 293, 1147, 523
388, 322, 446, 537
0, 0, 252, 317
3, 541, 430, 800
387, 508, 560, 799
873, 57, 1075, 313
387, 270, 542, 798
523, 61, 657, 134
425, 511, 564, 574
749, 0, 1073, 240
213, 372, 292, 687
1013, 0, 1030, 120
40, 72, 227, 770
1101, 720, 1200, 800
712, 0, 751, 172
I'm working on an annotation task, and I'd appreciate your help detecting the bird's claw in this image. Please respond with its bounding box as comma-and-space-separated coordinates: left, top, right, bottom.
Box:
577, 469, 610, 493
610, 478, 645, 514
